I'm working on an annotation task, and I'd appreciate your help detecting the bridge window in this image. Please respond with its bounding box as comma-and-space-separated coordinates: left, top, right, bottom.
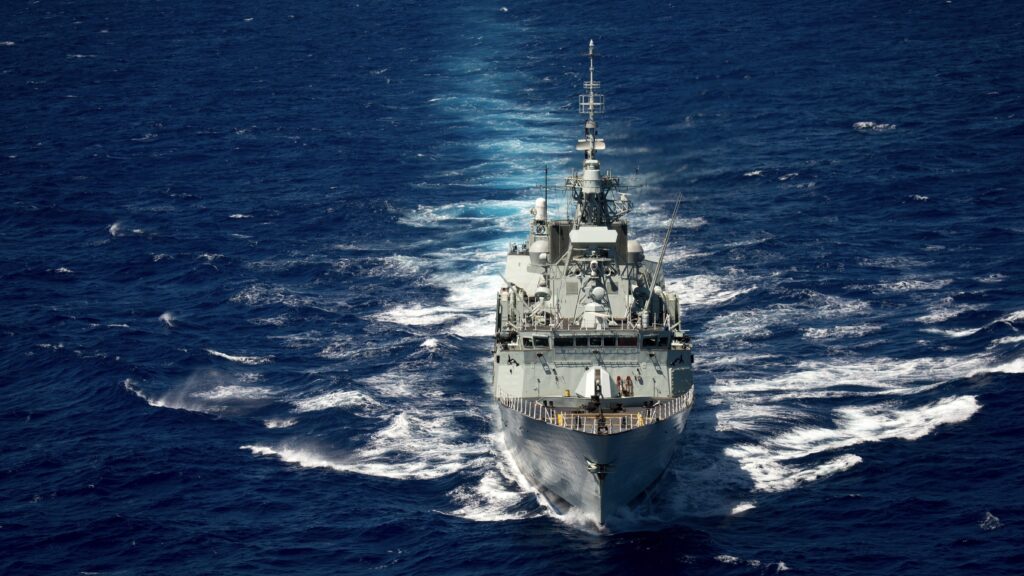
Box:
575, 337, 589, 347
642, 335, 659, 348
554, 336, 574, 347
617, 336, 637, 347
603, 336, 616, 347
589, 336, 602, 347
533, 336, 550, 348
522, 337, 533, 348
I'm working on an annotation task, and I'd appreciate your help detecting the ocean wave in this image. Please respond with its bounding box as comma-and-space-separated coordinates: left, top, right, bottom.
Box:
853, 121, 896, 132
915, 297, 982, 324
372, 304, 462, 326
242, 410, 489, 480
867, 278, 952, 294
703, 292, 869, 342
802, 324, 882, 340
726, 395, 978, 492
290, 389, 380, 413
711, 351, 1018, 403
667, 273, 756, 309
206, 348, 272, 365
125, 371, 278, 414
445, 469, 534, 522
263, 418, 297, 429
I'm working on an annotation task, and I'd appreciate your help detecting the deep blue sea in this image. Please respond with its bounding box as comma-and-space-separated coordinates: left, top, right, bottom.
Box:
2, 0, 1023, 574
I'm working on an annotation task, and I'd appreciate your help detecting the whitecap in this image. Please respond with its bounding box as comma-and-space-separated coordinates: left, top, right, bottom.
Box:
803, 324, 881, 340
290, 390, 379, 413
703, 293, 869, 342
229, 213, 252, 219
194, 384, 275, 401
159, 311, 175, 327
128, 371, 278, 414
264, 418, 297, 429
372, 304, 461, 326
730, 502, 756, 514
990, 335, 1024, 347
241, 410, 489, 480
916, 297, 981, 324
206, 348, 272, 365
869, 278, 952, 294
977, 273, 1005, 284
725, 396, 979, 492
667, 274, 756, 309
445, 470, 533, 522
980, 511, 1002, 531
711, 352, 1008, 402
853, 121, 896, 132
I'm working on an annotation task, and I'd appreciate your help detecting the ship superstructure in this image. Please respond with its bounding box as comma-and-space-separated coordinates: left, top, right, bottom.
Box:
492, 41, 694, 526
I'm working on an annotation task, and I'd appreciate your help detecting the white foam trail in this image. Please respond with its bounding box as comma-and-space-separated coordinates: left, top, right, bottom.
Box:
159, 312, 175, 327
991, 335, 1024, 347
726, 396, 979, 492
108, 222, 122, 236
206, 348, 272, 365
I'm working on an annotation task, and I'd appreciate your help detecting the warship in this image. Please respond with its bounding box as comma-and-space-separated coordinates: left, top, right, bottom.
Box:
492, 40, 695, 526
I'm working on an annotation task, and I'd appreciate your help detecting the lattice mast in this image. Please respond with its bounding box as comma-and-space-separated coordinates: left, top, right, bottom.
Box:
568, 40, 630, 227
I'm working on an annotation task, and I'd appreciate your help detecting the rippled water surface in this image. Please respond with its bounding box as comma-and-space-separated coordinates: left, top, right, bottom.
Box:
2, 0, 1022, 574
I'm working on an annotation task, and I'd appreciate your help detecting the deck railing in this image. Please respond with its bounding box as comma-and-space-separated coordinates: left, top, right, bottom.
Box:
497, 389, 693, 435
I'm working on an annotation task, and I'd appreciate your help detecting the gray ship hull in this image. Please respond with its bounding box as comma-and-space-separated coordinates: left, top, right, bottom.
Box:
498, 404, 689, 525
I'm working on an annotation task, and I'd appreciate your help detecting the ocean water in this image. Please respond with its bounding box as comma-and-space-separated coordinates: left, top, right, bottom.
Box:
2, 0, 1022, 573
